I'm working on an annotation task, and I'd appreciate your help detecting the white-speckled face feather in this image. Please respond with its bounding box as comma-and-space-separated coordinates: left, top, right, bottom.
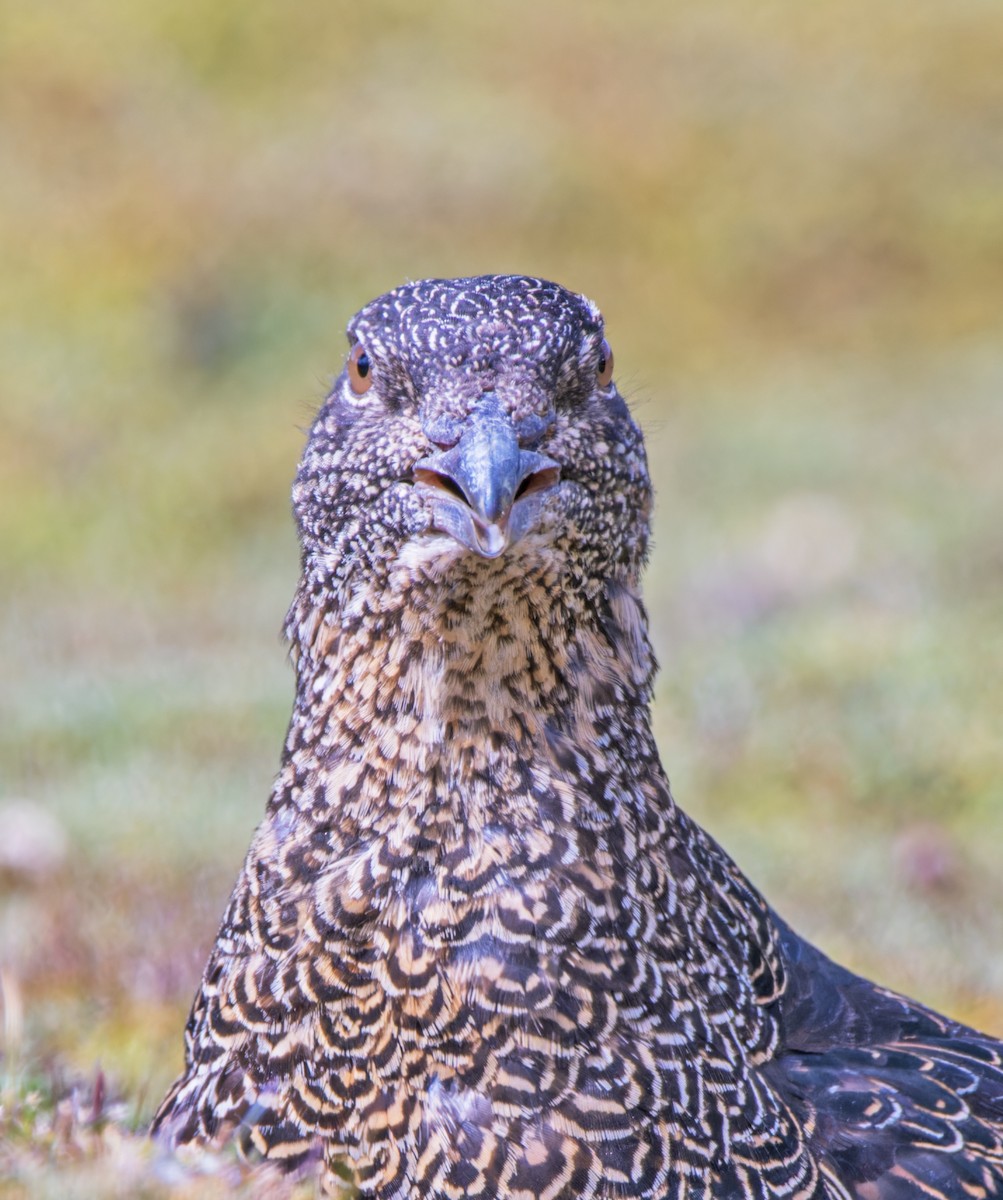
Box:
291, 274, 651, 622
153, 276, 1003, 1200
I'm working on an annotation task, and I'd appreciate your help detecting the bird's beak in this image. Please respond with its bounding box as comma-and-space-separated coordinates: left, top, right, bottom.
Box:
413, 396, 560, 558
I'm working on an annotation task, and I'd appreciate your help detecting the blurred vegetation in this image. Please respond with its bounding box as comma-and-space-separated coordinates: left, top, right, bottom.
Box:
2, 0, 1003, 1191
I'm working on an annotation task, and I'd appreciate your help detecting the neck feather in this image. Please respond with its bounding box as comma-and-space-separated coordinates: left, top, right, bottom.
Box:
278, 548, 656, 830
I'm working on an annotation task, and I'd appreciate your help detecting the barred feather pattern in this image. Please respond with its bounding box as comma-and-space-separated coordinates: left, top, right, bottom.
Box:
153, 276, 1003, 1199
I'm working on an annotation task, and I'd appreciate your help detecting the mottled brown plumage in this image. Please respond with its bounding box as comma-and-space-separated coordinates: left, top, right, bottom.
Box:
153, 275, 1003, 1198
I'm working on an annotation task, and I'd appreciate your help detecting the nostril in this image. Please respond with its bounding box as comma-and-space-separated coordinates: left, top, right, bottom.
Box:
514, 465, 561, 502
413, 467, 468, 504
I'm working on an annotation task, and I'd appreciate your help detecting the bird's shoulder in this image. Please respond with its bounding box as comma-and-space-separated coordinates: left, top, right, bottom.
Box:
769, 919, 1003, 1196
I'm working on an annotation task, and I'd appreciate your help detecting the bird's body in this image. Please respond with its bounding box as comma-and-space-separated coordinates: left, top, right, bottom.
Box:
153, 276, 1003, 1198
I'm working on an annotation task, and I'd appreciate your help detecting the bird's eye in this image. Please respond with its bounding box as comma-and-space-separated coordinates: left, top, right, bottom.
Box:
597, 339, 614, 387
347, 343, 373, 395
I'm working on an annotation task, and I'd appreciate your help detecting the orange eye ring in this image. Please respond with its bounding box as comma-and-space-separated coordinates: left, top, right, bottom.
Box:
597, 339, 614, 387
347, 343, 373, 395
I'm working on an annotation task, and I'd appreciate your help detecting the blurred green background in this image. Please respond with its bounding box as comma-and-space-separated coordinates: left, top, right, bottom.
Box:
3, 0, 1003, 1190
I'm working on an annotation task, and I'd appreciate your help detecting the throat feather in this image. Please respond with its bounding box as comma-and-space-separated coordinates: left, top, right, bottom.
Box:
283, 556, 656, 835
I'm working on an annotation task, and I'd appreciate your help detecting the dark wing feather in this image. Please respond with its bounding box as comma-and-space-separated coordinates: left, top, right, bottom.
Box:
767, 919, 1003, 1197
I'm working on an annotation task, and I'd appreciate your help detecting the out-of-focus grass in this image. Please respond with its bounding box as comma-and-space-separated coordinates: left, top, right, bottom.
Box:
2, 0, 1003, 1191
0, 1048, 318, 1198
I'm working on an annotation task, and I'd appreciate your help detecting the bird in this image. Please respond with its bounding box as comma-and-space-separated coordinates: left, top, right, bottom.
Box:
152, 274, 1003, 1199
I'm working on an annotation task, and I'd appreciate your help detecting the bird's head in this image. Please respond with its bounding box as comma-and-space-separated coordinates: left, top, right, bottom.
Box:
291, 275, 652, 628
